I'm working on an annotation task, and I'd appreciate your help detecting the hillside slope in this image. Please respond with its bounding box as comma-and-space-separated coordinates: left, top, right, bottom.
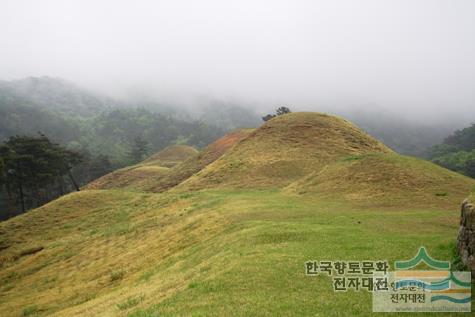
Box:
1, 112, 474, 316
86, 130, 253, 192
140, 145, 199, 168
145, 129, 253, 193
285, 152, 475, 209
176, 112, 392, 190
85, 145, 198, 190
176, 113, 473, 207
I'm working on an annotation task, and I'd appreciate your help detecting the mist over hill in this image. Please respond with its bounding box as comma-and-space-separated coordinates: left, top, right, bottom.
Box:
0, 75, 472, 221
0, 76, 118, 118
0, 77, 227, 219
0, 76, 468, 158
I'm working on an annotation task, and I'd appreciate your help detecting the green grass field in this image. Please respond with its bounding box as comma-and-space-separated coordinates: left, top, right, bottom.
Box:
0, 189, 472, 316
125, 190, 473, 317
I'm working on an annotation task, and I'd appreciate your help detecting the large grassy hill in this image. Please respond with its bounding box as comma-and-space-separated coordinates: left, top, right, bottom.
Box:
176, 113, 392, 191
0, 113, 474, 316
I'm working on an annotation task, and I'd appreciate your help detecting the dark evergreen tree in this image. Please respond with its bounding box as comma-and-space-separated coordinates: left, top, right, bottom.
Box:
0, 134, 82, 212
129, 135, 149, 163
90, 154, 113, 179
276, 106, 291, 116
262, 106, 292, 122
262, 114, 276, 122
465, 160, 475, 178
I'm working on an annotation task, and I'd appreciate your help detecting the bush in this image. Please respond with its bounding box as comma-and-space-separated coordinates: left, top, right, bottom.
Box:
262, 106, 292, 122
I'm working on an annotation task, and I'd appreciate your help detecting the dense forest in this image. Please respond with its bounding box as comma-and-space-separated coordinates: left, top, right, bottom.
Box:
0, 77, 254, 164
0, 135, 82, 217
428, 123, 475, 178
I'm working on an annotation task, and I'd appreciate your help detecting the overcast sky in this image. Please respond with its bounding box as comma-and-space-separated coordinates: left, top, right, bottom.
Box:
1, 0, 474, 118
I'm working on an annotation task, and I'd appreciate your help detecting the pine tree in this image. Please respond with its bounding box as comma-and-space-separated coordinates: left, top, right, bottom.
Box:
129, 135, 149, 163
0, 134, 82, 212
276, 106, 291, 116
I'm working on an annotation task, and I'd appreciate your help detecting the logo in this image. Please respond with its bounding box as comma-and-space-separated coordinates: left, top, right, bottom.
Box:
373, 247, 472, 312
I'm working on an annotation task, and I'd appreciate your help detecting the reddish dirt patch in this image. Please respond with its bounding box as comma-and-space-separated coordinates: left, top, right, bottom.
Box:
205, 130, 250, 160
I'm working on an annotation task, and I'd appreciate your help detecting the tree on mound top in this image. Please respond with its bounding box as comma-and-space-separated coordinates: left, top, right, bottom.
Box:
262, 106, 292, 121
276, 106, 291, 116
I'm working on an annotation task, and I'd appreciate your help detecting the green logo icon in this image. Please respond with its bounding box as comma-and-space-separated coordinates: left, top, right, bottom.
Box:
394, 246, 450, 270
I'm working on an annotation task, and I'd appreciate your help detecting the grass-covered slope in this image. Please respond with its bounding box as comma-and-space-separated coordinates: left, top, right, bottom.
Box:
176, 113, 392, 191
1, 112, 474, 316
0, 190, 232, 316
84, 165, 170, 191
0, 190, 472, 316
85, 145, 198, 190
286, 153, 475, 209
177, 113, 474, 204
141, 145, 199, 168
139, 129, 253, 193
85, 130, 252, 192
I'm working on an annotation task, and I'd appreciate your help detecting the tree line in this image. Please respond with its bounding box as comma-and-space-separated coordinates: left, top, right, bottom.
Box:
0, 131, 178, 219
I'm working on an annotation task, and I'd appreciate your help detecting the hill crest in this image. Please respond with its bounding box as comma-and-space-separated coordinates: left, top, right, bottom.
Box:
175, 112, 393, 190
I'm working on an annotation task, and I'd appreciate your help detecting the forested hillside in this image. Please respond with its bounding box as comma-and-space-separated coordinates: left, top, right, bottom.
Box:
0, 78, 229, 219
0, 77, 227, 164
0, 77, 465, 160
429, 123, 475, 178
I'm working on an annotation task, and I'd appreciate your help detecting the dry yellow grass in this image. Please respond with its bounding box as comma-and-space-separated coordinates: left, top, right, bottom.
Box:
143, 129, 253, 193
176, 112, 392, 191
285, 153, 475, 209
85, 166, 170, 190
85, 145, 198, 190
0, 190, 232, 316
85, 131, 251, 192
141, 145, 198, 168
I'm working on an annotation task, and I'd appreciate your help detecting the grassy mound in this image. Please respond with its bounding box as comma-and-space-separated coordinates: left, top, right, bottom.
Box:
85, 145, 198, 190
143, 129, 253, 192
86, 131, 250, 192
84, 165, 170, 190
176, 113, 392, 190
286, 153, 475, 208
141, 145, 198, 168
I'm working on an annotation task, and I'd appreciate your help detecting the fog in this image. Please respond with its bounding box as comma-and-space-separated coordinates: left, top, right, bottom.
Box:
1, 0, 475, 121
